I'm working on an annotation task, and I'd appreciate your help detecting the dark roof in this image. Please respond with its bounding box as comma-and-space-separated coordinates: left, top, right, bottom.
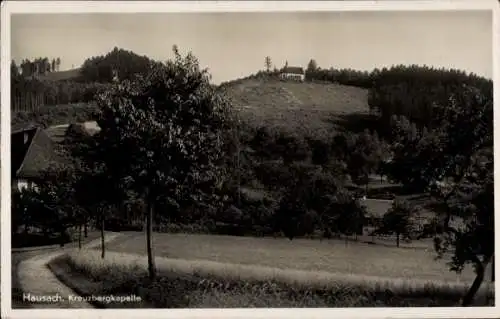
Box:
281, 66, 304, 75
11, 122, 40, 134
12, 127, 64, 179
44, 125, 69, 144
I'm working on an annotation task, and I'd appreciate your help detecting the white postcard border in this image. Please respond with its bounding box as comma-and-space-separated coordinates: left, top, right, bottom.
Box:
1, 1, 499, 319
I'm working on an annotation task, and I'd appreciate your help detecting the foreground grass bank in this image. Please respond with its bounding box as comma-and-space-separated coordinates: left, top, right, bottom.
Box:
51, 250, 494, 308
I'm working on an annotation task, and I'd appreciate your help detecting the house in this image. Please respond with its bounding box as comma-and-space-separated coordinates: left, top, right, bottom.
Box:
279, 63, 305, 82
11, 125, 63, 191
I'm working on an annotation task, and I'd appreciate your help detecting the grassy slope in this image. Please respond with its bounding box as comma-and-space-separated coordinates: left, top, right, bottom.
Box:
17, 78, 370, 138
104, 233, 483, 283
37, 68, 81, 82
223, 79, 370, 137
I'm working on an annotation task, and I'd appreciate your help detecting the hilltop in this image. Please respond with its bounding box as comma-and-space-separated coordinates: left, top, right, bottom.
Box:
222, 78, 370, 138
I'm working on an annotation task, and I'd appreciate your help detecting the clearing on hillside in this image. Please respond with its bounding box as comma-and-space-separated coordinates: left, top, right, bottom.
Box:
38, 68, 82, 82
105, 233, 484, 284
222, 79, 370, 138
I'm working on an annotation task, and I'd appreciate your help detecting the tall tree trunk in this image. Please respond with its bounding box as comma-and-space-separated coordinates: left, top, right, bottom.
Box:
59, 227, 66, 247
396, 233, 400, 248
78, 223, 82, 250
84, 221, 88, 238
100, 214, 105, 259
146, 193, 156, 280
462, 255, 491, 306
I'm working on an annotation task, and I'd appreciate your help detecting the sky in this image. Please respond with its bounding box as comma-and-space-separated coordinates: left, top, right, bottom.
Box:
11, 11, 493, 84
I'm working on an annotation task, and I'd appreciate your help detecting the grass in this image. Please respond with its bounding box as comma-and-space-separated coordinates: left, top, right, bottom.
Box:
223, 79, 369, 137
37, 68, 82, 82
105, 233, 484, 284
54, 248, 494, 308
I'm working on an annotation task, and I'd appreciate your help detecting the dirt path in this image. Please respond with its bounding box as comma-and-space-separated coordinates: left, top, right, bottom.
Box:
13, 232, 122, 309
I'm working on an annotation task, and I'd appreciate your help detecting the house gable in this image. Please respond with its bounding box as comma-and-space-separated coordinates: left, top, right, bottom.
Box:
12, 127, 64, 180
11, 127, 38, 179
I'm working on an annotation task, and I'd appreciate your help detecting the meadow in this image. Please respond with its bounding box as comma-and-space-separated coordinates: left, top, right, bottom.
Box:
103, 233, 480, 283
50, 233, 494, 308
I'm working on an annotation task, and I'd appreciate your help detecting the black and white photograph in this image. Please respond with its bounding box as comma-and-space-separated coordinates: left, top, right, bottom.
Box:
2, 1, 498, 317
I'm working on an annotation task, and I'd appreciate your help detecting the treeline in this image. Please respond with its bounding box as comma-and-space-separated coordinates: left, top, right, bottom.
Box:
303, 62, 492, 131
11, 74, 106, 112
11, 47, 155, 114
79, 47, 155, 83
13, 57, 62, 78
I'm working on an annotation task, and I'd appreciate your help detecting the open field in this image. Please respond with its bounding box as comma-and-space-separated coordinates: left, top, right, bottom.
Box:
223, 79, 370, 137
64, 235, 493, 308
104, 233, 483, 283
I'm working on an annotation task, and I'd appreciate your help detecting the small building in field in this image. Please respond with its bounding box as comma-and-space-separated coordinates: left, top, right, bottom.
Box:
279, 62, 305, 82
11, 125, 63, 192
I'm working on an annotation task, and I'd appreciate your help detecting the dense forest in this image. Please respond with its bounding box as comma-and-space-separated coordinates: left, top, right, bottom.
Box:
11, 47, 155, 114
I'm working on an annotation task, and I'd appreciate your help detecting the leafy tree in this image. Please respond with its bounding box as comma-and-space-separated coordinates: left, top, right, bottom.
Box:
275, 186, 311, 240
331, 190, 366, 244
80, 47, 155, 83
94, 45, 233, 279
386, 85, 493, 305
378, 199, 417, 247
346, 130, 384, 193
383, 115, 434, 191
317, 188, 364, 243
305, 59, 319, 80
274, 131, 310, 165
275, 167, 346, 240
31, 164, 80, 247
308, 138, 330, 166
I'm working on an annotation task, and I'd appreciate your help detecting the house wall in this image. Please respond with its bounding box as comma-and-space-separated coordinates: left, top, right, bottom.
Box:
14, 179, 37, 192
280, 73, 304, 81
